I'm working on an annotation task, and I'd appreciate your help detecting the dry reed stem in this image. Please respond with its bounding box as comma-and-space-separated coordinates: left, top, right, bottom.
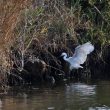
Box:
0, 0, 31, 76
0, 0, 30, 50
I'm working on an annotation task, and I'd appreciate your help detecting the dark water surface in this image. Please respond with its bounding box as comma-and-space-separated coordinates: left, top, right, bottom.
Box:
1, 80, 110, 110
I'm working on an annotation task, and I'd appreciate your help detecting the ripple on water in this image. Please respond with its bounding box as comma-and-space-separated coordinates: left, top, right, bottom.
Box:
66, 82, 96, 97
89, 105, 110, 110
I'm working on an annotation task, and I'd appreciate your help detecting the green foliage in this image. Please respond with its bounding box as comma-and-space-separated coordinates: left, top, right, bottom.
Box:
72, 0, 110, 45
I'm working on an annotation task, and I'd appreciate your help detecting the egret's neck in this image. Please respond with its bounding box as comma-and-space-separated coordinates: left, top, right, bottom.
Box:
63, 54, 68, 61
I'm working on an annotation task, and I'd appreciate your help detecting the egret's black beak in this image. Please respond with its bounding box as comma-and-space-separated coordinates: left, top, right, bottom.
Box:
57, 54, 63, 58
60, 54, 64, 57
58, 55, 62, 58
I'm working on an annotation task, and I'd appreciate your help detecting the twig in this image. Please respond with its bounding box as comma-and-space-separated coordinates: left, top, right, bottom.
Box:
93, 5, 110, 26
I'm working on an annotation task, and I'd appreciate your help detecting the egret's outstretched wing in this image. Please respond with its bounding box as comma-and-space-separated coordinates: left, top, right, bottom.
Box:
70, 42, 94, 65
75, 42, 94, 55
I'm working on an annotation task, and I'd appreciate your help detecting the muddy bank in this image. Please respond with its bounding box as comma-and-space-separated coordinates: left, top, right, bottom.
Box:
7, 40, 110, 85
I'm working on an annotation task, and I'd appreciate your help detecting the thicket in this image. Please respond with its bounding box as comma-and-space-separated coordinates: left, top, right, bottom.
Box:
0, 0, 110, 88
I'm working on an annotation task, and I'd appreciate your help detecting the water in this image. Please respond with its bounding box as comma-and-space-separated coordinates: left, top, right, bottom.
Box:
1, 80, 110, 110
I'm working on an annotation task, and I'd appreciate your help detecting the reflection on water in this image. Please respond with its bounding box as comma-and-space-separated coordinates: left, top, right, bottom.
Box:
0, 81, 110, 110
89, 106, 110, 110
66, 83, 96, 96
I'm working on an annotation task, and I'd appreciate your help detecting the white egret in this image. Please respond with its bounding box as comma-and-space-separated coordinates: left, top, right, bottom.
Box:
61, 42, 94, 70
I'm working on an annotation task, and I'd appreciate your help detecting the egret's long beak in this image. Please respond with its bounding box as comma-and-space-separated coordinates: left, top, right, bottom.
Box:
57, 54, 63, 58
58, 55, 62, 58
60, 54, 64, 57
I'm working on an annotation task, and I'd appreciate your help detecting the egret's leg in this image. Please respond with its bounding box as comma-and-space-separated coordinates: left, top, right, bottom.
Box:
68, 69, 71, 79
70, 69, 75, 79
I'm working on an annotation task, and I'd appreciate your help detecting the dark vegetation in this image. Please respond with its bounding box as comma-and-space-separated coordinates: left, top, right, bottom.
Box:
0, 0, 110, 89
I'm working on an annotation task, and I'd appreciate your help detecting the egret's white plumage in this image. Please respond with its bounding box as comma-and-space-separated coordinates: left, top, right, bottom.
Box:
61, 42, 94, 70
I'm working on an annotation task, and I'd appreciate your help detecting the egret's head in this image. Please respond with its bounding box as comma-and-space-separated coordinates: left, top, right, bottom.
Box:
61, 52, 67, 57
